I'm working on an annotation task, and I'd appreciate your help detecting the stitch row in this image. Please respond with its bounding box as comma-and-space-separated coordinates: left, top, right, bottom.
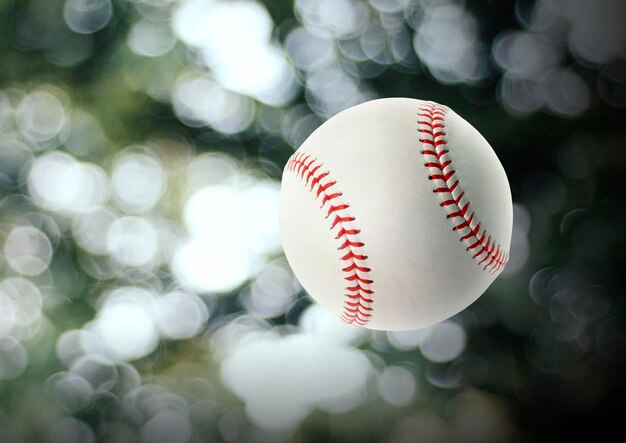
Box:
418, 102, 508, 273
287, 152, 375, 326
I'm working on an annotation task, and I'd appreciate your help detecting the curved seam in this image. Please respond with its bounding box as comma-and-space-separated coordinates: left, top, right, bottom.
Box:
418, 102, 509, 273
286, 151, 375, 326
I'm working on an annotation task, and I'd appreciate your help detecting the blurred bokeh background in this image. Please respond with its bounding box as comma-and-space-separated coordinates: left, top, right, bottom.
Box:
0, 0, 625, 442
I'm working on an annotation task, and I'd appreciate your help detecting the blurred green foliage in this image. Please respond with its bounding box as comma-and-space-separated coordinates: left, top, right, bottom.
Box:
0, 1, 625, 442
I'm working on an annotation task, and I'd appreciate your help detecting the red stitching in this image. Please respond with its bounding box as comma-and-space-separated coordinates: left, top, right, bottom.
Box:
286, 151, 375, 327
418, 102, 509, 273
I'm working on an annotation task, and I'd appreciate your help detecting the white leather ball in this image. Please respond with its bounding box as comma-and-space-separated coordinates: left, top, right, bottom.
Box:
279, 98, 512, 331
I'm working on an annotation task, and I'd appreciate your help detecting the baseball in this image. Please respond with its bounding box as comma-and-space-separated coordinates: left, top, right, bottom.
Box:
280, 98, 512, 331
